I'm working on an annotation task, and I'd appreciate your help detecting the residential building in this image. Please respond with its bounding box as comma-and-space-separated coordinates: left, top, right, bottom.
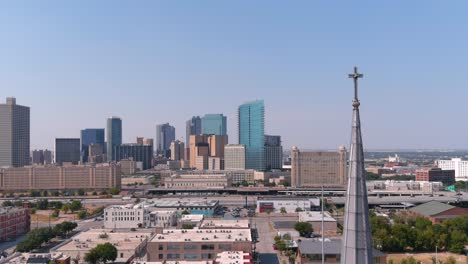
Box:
164, 174, 230, 189
32, 149, 52, 165
264, 135, 283, 170
0, 163, 121, 191
298, 211, 337, 236
80, 128, 105, 163
0, 207, 30, 242
146, 228, 252, 262
291, 146, 347, 187
156, 123, 175, 158
256, 197, 320, 213
238, 100, 265, 170
106, 117, 122, 161
224, 145, 246, 170
53, 229, 151, 263
88, 143, 105, 163
437, 158, 468, 181
408, 201, 468, 224
0, 97, 30, 167
415, 168, 455, 185
114, 144, 153, 170
170, 140, 185, 161
201, 114, 227, 135
54, 138, 80, 165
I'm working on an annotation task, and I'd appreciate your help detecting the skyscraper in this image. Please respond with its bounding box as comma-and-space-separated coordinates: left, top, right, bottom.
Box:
113, 144, 153, 170
238, 100, 265, 171
80, 128, 105, 163
201, 114, 227, 135
55, 138, 80, 165
341, 67, 373, 263
264, 135, 283, 170
170, 140, 185, 161
0, 97, 30, 168
185, 116, 202, 146
156, 123, 175, 158
106, 117, 122, 162
224, 144, 246, 170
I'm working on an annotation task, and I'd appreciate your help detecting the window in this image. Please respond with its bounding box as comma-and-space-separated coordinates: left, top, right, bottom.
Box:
167, 254, 180, 260
184, 244, 198, 250
158, 254, 163, 260
218, 244, 232, 250
201, 253, 214, 259
167, 244, 180, 250
184, 253, 198, 260
201, 244, 215, 250
120, 253, 123, 258
158, 244, 164, 250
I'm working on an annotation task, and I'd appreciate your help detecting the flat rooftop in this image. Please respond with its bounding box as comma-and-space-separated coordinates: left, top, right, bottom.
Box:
200, 219, 250, 229
151, 228, 252, 243
215, 251, 252, 264
142, 199, 219, 208
181, 214, 204, 222
299, 211, 336, 222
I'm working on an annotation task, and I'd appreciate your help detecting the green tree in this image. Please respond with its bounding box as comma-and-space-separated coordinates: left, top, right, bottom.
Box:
77, 210, 87, 219
2, 200, 13, 207
241, 180, 249, 187
36, 199, 49, 210
62, 204, 70, 214
109, 187, 120, 195
294, 222, 313, 237
85, 243, 118, 264
182, 224, 194, 229
77, 189, 85, 196
280, 207, 287, 214
69, 200, 82, 212
448, 230, 466, 253
52, 209, 60, 218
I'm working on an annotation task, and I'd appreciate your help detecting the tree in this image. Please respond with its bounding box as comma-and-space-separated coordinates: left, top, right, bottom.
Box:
69, 200, 82, 212
53, 221, 77, 238
36, 199, 49, 210
280, 207, 287, 214
77, 189, 85, 196
52, 209, 60, 218
2, 201, 13, 207
294, 222, 313, 237
77, 210, 87, 219
181, 210, 190, 215
182, 224, 194, 229
62, 204, 70, 214
85, 243, 117, 264
42, 190, 48, 197
109, 187, 120, 195
448, 230, 465, 253
241, 180, 249, 187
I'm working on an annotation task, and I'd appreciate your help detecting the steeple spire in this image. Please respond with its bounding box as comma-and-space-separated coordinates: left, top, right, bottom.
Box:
341, 66, 374, 264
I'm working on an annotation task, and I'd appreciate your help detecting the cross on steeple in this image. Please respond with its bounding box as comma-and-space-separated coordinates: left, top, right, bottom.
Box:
348, 66, 363, 108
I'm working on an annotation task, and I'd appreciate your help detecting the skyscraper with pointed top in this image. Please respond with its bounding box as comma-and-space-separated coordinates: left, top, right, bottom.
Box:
341, 67, 373, 264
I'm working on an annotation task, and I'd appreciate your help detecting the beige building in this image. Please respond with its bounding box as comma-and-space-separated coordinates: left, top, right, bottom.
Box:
189, 135, 209, 168
208, 157, 223, 170
147, 228, 252, 262
164, 174, 230, 189
0, 164, 121, 191
224, 145, 246, 170
120, 158, 138, 175
298, 211, 338, 236
291, 146, 347, 187
189, 135, 228, 169
170, 140, 185, 161
195, 155, 208, 170
208, 135, 228, 158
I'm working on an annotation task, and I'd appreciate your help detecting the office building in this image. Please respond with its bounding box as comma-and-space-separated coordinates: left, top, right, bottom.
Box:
264, 135, 283, 170
224, 144, 246, 170
189, 135, 209, 168
114, 144, 153, 170
0, 163, 121, 191
208, 134, 228, 158
208, 157, 223, 170
0, 97, 30, 168
415, 168, 455, 185
147, 228, 252, 262
189, 134, 228, 169
201, 114, 227, 135
80, 128, 105, 163
156, 123, 175, 158
256, 197, 320, 213
106, 117, 122, 162
88, 143, 105, 163
32, 149, 52, 165
0, 207, 30, 242
291, 146, 347, 187
437, 158, 468, 181
54, 138, 80, 165
164, 174, 230, 189
170, 140, 185, 161
137, 137, 154, 149
186, 116, 202, 146
238, 100, 265, 170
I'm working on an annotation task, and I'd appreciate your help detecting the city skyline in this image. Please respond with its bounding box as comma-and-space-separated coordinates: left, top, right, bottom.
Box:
2, 1, 468, 150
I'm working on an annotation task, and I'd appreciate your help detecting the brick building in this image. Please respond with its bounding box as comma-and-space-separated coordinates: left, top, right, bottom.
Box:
409, 201, 468, 224
0, 207, 30, 242
415, 168, 455, 185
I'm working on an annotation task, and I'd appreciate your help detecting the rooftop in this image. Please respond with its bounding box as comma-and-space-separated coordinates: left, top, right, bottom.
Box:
151, 228, 252, 243
298, 211, 336, 222
200, 219, 250, 229
409, 201, 455, 216
297, 239, 386, 257
181, 214, 204, 222
142, 199, 219, 208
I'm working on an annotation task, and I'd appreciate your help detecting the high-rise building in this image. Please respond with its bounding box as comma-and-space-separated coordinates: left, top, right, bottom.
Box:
170, 140, 185, 161
88, 143, 105, 163
437, 158, 468, 181
32, 149, 52, 165
224, 144, 246, 170
189, 134, 209, 168
201, 114, 227, 135
156, 123, 175, 158
186, 116, 202, 146
54, 138, 81, 165
0, 97, 30, 168
238, 100, 265, 170
208, 134, 228, 158
291, 146, 347, 187
113, 144, 153, 170
106, 117, 122, 162
264, 135, 283, 170
80, 128, 105, 163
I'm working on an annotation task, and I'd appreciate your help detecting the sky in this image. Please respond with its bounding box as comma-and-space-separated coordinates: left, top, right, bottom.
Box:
1, 1, 467, 150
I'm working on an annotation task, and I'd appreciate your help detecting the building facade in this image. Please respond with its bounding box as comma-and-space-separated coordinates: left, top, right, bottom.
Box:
113, 144, 153, 170
437, 158, 468, 181
32, 149, 52, 165
224, 145, 246, 170
291, 146, 347, 187
0, 164, 121, 191
0, 97, 30, 168
186, 116, 202, 146
0, 207, 30, 242
238, 100, 265, 171
170, 140, 185, 161
55, 138, 80, 165
106, 117, 122, 162
80, 128, 105, 163
164, 174, 230, 189
264, 135, 283, 170
201, 114, 227, 135
415, 168, 455, 185
156, 123, 176, 158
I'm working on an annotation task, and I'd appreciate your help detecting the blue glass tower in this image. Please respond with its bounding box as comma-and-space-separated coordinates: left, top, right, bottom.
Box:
201, 114, 227, 135
80, 128, 105, 163
107, 117, 122, 162
238, 100, 265, 170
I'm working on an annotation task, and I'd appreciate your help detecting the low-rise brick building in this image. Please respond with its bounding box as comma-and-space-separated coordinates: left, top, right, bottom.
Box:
409, 201, 468, 224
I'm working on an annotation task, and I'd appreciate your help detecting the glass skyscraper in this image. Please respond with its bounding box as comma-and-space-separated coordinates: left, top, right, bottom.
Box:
106, 117, 122, 162
201, 114, 227, 135
238, 100, 265, 170
80, 128, 105, 163
156, 123, 175, 158
186, 116, 202, 146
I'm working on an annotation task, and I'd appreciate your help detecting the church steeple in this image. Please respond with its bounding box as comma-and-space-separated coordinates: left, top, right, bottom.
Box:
340, 67, 374, 264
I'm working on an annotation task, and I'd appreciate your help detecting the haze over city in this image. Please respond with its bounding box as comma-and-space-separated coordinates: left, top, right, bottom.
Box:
1, 1, 468, 150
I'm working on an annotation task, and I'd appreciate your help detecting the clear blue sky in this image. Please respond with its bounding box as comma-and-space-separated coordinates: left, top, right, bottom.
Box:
1, 1, 467, 150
